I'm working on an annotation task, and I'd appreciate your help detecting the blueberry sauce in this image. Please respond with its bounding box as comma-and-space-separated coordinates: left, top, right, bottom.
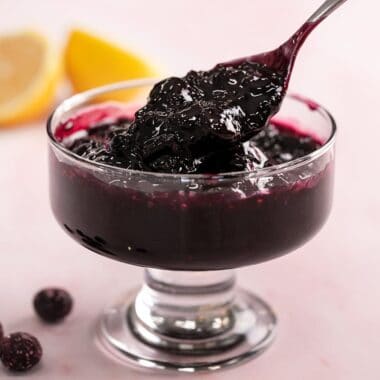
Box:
49, 102, 333, 270
67, 118, 320, 173
57, 62, 286, 174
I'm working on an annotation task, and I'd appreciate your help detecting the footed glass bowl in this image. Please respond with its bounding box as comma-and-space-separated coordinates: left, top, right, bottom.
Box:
47, 79, 336, 372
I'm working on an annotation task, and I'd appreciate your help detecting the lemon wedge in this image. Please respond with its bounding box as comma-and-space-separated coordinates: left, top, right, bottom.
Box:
65, 29, 159, 101
0, 30, 62, 126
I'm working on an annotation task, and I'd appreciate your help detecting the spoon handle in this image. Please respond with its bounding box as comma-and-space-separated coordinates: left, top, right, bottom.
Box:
307, 0, 348, 23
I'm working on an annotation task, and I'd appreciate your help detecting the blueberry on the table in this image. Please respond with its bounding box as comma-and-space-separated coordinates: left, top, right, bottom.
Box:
33, 288, 73, 323
0, 332, 42, 372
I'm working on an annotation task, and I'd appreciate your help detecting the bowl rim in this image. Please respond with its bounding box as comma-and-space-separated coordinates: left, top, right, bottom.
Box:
47, 78, 337, 180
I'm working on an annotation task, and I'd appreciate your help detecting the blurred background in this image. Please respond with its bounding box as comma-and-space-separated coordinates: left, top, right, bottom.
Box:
0, 1, 379, 379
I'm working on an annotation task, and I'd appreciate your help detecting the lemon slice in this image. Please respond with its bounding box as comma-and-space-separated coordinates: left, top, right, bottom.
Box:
0, 30, 62, 126
64, 29, 159, 102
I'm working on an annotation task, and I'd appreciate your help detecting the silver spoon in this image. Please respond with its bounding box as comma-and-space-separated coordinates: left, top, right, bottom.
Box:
219, 0, 348, 88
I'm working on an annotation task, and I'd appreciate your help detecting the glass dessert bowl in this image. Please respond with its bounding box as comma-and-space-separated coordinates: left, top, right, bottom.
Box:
47, 79, 336, 372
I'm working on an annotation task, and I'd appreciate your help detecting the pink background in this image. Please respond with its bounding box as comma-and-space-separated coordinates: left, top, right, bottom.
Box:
0, 0, 379, 378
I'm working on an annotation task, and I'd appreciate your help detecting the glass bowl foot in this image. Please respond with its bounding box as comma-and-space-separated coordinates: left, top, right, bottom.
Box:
97, 271, 276, 373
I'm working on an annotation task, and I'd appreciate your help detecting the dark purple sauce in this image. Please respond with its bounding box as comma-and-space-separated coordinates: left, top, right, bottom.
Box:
67, 117, 321, 172
49, 105, 333, 270
57, 62, 286, 174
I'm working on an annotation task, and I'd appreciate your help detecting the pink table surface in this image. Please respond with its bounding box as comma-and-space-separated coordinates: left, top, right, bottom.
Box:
0, 0, 379, 379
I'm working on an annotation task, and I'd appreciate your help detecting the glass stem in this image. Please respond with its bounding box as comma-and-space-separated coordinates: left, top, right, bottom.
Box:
129, 268, 237, 351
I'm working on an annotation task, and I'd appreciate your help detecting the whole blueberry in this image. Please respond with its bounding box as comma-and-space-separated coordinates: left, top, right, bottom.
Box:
33, 288, 73, 323
0, 332, 42, 372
